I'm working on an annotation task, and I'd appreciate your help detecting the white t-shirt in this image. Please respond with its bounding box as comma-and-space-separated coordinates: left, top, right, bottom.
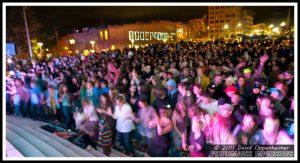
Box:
199, 100, 219, 117
114, 103, 135, 133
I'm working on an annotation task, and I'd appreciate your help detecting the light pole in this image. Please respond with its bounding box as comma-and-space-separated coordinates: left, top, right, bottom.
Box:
224, 24, 228, 39
237, 23, 241, 34
37, 42, 43, 56
23, 7, 33, 58
90, 40, 95, 52
280, 22, 286, 33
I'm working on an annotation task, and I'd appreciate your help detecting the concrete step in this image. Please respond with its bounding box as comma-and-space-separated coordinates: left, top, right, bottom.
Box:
7, 122, 65, 157
7, 116, 94, 157
6, 140, 24, 157
6, 128, 46, 157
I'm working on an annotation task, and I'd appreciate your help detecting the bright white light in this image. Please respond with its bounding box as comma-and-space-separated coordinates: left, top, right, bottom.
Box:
224, 24, 228, 29
37, 42, 43, 47
9, 71, 15, 76
280, 22, 286, 27
237, 23, 241, 27
269, 24, 274, 28
272, 27, 279, 33
7, 58, 12, 64
90, 41, 95, 45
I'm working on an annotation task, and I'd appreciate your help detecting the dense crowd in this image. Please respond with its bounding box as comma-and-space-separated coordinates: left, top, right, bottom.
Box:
6, 37, 295, 157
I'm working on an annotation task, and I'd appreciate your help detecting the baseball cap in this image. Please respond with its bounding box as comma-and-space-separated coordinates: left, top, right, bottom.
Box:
224, 86, 238, 93
243, 68, 252, 74
207, 83, 217, 90
253, 83, 262, 89
255, 78, 267, 86
225, 76, 235, 83
270, 88, 281, 96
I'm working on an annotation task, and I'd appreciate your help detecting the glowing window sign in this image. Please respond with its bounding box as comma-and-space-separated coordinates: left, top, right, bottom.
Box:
129, 31, 176, 41
140, 32, 144, 40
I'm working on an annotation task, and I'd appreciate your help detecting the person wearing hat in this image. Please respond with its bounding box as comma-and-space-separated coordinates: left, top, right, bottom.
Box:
224, 85, 238, 99
206, 83, 218, 99
210, 74, 226, 99
255, 77, 268, 92
166, 79, 178, 109
98, 118, 113, 156
225, 76, 236, 87
245, 83, 262, 113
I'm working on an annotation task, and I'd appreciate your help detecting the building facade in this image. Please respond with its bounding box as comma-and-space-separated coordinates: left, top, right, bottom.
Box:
189, 16, 209, 41
58, 21, 190, 54
208, 6, 255, 40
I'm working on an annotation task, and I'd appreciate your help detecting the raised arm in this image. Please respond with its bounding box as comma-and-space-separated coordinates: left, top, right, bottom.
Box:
253, 54, 269, 79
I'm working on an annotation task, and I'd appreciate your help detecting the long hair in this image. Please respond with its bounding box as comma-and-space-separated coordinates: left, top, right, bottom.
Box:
100, 93, 113, 110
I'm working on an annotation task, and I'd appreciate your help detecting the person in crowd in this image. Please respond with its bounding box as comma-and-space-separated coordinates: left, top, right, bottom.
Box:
98, 118, 113, 156
58, 84, 74, 130
250, 116, 283, 145
198, 92, 218, 117
113, 94, 135, 156
44, 85, 60, 122
152, 85, 168, 113
210, 74, 226, 99
126, 84, 139, 114
29, 80, 43, 121
234, 76, 248, 98
85, 81, 99, 107
96, 93, 116, 146
230, 93, 247, 124
170, 101, 187, 157
145, 107, 173, 157
195, 66, 210, 91
283, 70, 294, 97
133, 95, 157, 151
166, 79, 178, 109
177, 82, 194, 108
236, 114, 258, 145
185, 117, 207, 157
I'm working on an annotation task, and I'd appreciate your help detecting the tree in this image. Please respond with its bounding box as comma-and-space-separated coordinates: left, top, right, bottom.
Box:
6, 7, 42, 57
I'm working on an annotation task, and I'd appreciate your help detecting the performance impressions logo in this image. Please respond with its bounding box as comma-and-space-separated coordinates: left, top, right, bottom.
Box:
210, 145, 294, 157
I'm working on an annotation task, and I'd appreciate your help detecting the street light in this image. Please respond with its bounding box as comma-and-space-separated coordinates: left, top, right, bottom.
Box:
237, 23, 241, 34
69, 39, 76, 44
224, 24, 229, 39
90, 40, 95, 51
269, 24, 274, 28
280, 22, 286, 27
37, 42, 43, 55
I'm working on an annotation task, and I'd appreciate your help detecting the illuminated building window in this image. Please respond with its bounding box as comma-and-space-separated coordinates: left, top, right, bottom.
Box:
100, 31, 103, 40
104, 30, 108, 40
145, 31, 149, 41
140, 32, 144, 40
149, 32, 153, 40
134, 31, 139, 40
129, 31, 134, 40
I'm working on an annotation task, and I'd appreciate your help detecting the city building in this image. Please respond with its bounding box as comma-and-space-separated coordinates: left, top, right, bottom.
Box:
188, 15, 209, 41
58, 21, 190, 54
208, 6, 255, 40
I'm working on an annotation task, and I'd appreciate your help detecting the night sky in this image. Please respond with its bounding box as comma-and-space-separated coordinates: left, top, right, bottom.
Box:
8, 5, 294, 44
